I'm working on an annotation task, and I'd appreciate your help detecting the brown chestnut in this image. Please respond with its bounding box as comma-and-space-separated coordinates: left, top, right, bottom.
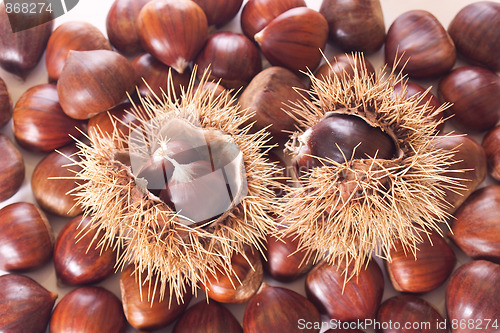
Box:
239, 66, 306, 145
376, 295, 447, 333
385, 10, 456, 79
255, 7, 328, 73
393, 81, 444, 132
106, 0, 152, 55
57, 50, 137, 120
0, 77, 12, 128
202, 247, 263, 303
120, 264, 192, 330
482, 125, 500, 181
45, 21, 112, 82
193, 0, 243, 28
451, 185, 500, 263
243, 284, 321, 333
194, 32, 262, 89
54, 215, 116, 285
137, 0, 208, 74
0, 202, 53, 271
438, 66, 500, 132
314, 53, 376, 83
0, 134, 25, 202
294, 113, 396, 175
432, 134, 487, 214
132, 53, 191, 98
386, 230, 456, 293
13, 83, 86, 152
31, 144, 84, 217
263, 225, 315, 282
320, 0, 385, 53
0, 274, 57, 333
240, 0, 306, 40
0, 2, 53, 78
50, 286, 126, 333
172, 301, 242, 333
446, 260, 500, 333
305, 260, 384, 321
448, 1, 500, 71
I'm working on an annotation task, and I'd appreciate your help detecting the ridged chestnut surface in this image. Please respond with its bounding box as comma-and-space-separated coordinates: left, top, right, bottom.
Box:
13, 84, 86, 152
45, 21, 112, 82
0, 202, 53, 271
0, 134, 25, 202
448, 1, 500, 71
385, 10, 456, 78
451, 185, 500, 263
320, 0, 385, 53
31, 144, 84, 217
438, 66, 500, 132
137, 0, 208, 74
54, 215, 116, 285
57, 50, 136, 120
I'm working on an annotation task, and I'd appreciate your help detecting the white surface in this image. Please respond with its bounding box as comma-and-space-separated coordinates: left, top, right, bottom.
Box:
0, 0, 497, 332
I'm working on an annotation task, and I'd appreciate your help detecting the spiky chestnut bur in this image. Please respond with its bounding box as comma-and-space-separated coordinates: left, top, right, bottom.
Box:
281, 54, 463, 279
69, 69, 280, 301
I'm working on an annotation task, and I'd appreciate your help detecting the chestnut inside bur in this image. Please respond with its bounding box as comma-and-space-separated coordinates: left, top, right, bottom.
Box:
130, 117, 247, 226
295, 112, 396, 174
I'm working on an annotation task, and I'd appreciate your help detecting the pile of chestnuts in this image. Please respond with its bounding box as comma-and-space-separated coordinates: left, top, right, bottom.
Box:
0, 0, 499, 332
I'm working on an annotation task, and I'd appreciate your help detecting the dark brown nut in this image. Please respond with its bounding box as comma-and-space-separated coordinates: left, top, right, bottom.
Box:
172, 301, 242, 333
240, 0, 306, 40
320, 0, 385, 53
376, 295, 447, 333
432, 134, 487, 215
385, 10, 456, 79
50, 286, 126, 333
31, 144, 84, 217
393, 81, 444, 132
202, 247, 263, 304
446, 260, 500, 333
132, 53, 191, 98
448, 1, 500, 71
305, 260, 384, 321
243, 284, 321, 333
0, 2, 53, 78
451, 185, 500, 263
193, 0, 243, 28
0, 202, 53, 271
438, 66, 500, 132
106, 0, 152, 55
0, 77, 12, 128
137, 0, 208, 74
120, 264, 193, 330
482, 125, 500, 181
12, 83, 86, 152
239, 66, 307, 145
46, 21, 112, 82
0, 274, 57, 333
194, 32, 262, 90
57, 50, 136, 120
0, 134, 25, 202
386, 230, 456, 293
254, 7, 329, 73
314, 53, 376, 83
54, 215, 116, 285
263, 226, 315, 282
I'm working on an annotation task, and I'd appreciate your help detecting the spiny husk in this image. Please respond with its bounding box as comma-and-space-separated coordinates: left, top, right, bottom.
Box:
282, 54, 464, 280
69, 69, 281, 302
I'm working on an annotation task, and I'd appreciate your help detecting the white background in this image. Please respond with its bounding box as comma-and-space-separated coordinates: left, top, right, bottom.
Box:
0, 0, 497, 332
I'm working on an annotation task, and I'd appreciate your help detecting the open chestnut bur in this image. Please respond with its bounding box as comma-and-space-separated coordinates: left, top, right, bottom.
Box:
70, 70, 281, 300
279, 55, 465, 277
